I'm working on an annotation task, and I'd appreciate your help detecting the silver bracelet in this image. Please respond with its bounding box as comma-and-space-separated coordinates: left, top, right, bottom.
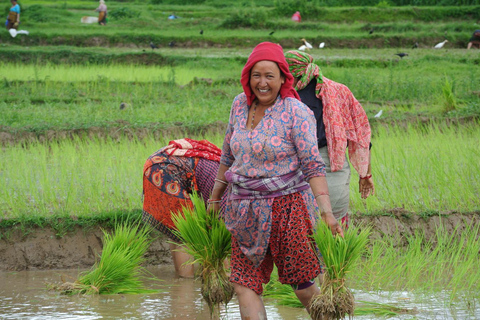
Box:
214, 178, 228, 186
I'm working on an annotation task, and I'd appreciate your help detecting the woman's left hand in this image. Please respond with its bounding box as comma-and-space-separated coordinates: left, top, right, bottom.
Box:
359, 176, 375, 199
322, 212, 344, 238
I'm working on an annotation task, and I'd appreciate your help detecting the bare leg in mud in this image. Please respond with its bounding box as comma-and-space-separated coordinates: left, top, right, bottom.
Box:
169, 243, 195, 278
294, 284, 321, 315
234, 283, 267, 320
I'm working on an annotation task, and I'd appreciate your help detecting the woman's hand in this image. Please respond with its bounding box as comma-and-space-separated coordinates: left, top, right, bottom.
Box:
206, 202, 221, 214
359, 176, 375, 199
321, 212, 344, 238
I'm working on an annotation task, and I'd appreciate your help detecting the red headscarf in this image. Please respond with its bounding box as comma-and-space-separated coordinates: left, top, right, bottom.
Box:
241, 42, 300, 106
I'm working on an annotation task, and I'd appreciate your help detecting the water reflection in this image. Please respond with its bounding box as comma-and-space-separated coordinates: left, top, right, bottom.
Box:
0, 266, 477, 319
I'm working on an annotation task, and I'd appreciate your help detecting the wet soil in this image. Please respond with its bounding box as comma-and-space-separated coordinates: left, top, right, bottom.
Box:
1, 210, 478, 272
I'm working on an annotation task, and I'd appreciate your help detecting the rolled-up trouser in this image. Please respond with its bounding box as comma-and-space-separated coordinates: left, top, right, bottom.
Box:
319, 146, 351, 221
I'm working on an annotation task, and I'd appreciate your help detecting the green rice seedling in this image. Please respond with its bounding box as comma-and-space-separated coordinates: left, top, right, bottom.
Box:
354, 301, 417, 316
442, 76, 458, 112
263, 269, 418, 317
263, 268, 305, 308
350, 220, 480, 304
309, 222, 372, 320
53, 222, 158, 295
172, 192, 233, 316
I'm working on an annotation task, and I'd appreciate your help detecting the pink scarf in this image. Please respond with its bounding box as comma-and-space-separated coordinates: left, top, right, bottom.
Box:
161, 138, 221, 162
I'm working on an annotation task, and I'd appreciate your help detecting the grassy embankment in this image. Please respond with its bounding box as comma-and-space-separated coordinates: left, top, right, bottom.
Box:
1, 49, 479, 136
1, 1, 479, 48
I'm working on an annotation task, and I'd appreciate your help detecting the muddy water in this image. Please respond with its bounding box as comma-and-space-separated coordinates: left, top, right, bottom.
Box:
0, 266, 478, 319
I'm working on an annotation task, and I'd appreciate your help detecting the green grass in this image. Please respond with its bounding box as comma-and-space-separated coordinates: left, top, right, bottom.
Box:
1, 123, 478, 219
1, 47, 478, 134
2, 3, 479, 48
350, 221, 480, 302
349, 121, 480, 213
264, 220, 480, 312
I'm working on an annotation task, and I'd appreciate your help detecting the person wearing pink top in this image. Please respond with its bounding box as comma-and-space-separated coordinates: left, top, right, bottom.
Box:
291, 11, 301, 22
208, 42, 343, 320
285, 50, 375, 230
95, 0, 107, 25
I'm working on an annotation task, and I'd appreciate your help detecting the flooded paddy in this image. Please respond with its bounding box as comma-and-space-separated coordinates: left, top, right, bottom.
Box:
1, 265, 478, 320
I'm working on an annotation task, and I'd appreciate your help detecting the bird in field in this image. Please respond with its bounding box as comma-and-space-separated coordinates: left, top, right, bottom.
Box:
200, 29, 203, 35
119, 102, 128, 110
298, 45, 307, 51
412, 42, 419, 49
301, 38, 313, 50
374, 110, 383, 118
394, 53, 408, 58
269, 31, 275, 36
149, 42, 158, 50
318, 42, 325, 48
369, 28, 375, 34
434, 40, 448, 49
168, 41, 176, 47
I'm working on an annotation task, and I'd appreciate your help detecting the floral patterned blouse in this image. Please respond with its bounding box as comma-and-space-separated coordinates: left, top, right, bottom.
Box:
220, 93, 326, 266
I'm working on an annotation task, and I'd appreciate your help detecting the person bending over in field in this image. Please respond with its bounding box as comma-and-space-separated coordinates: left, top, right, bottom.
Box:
142, 138, 226, 278
467, 30, 480, 49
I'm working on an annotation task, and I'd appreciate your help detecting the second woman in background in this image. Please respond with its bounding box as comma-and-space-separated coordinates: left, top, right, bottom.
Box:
285, 50, 375, 229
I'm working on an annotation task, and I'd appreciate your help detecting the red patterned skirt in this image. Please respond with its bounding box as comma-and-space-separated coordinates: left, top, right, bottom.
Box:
229, 192, 321, 295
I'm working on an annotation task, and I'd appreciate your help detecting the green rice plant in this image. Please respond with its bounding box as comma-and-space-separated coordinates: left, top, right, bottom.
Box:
442, 76, 458, 112
172, 192, 233, 315
263, 279, 418, 317
309, 222, 372, 320
53, 222, 159, 294
350, 220, 480, 303
354, 301, 417, 316
349, 121, 480, 213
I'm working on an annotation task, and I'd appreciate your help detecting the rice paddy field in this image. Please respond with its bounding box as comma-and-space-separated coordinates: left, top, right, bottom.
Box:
1, 0, 480, 319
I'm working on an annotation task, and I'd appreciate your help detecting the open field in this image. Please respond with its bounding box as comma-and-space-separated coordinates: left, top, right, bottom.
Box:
1, 47, 479, 138
1, 2, 479, 318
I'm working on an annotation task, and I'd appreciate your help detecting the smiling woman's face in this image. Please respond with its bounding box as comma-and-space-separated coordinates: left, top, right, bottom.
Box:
249, 60, 285, 107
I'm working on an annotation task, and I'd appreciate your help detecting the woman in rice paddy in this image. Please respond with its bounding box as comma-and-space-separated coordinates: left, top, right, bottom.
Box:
207, 42, 343, 319
142, 138, 223, 278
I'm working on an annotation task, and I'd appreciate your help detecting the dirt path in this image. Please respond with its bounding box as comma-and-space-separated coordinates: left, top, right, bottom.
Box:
1, 211, 478, 272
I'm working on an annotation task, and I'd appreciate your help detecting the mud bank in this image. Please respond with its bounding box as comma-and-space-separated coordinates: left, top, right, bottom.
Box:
1, 211, 478, 272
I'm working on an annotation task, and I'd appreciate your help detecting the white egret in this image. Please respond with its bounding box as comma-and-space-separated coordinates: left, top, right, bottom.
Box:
434, 40, 448, 49
301, 38, 313, 49
319, 42, 325, 48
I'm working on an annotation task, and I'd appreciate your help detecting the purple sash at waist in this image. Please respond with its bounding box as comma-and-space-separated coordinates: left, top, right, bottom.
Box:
224, 170, 309, 200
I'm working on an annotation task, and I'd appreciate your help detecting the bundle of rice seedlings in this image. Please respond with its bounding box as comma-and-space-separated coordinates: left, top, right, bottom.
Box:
309, 221, 371, 320
53, 222, 159, 295
172, 192, 233, 314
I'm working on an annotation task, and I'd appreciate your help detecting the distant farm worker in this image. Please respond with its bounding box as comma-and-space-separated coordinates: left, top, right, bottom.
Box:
467, 30, 480, 49
6, 0, 20, 30
291, 11, 301, 23
285, 50, 375, 230
142, 138, 225, 278
95, 0, 107, 26
208, 41, 343, 319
